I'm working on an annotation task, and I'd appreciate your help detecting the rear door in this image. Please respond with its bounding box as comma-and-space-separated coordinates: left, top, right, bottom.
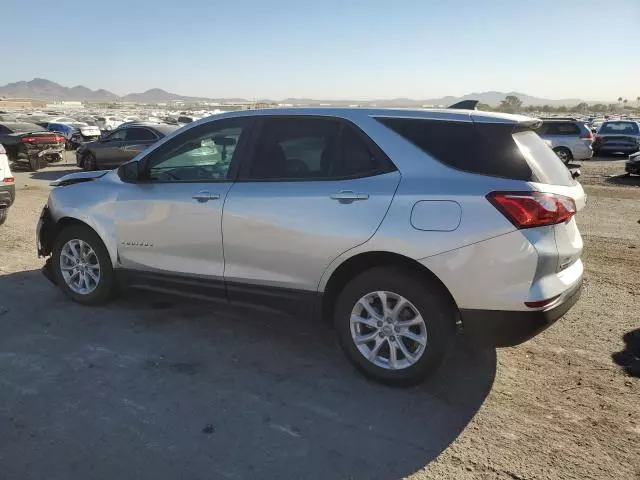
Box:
222, 116, 400, 305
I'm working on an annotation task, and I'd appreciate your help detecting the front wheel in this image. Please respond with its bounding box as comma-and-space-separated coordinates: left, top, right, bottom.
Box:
51, 225, 115, 305
334, 266, 455, 386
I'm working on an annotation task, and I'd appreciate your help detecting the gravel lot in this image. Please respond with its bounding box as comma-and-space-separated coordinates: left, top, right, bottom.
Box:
1, 153, 638, 479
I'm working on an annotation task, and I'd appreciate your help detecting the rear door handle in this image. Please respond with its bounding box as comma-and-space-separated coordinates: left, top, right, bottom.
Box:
330, 190, 369, 202
192, 191, 220, 202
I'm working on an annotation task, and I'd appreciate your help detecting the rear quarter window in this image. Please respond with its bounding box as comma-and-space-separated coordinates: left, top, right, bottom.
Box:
376, 117, 574, 186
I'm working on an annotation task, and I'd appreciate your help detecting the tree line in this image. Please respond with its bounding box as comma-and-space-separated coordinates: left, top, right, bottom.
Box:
478, 95, 640, 114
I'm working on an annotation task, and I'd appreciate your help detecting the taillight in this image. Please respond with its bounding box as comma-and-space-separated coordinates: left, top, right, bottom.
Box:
2, 177, 15, 183
20, 135, 63, 143
487, 192, 577, 229
581, 130, 593, 140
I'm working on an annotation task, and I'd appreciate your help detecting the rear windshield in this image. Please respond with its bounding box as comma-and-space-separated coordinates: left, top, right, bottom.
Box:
512, 131, 575, 186
4, 122, 45, 133
376, 117, 574, 186
598, 121, 639, 135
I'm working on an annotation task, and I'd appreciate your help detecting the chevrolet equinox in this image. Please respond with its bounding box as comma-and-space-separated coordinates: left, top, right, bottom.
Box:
36, 108, 585, 385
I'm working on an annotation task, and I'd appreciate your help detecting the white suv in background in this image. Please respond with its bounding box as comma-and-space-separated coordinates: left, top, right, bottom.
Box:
0, 144, 15, 225
36, 108, 585, 385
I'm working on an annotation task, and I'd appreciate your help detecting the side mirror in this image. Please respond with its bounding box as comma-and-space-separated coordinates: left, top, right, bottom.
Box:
571, 169, 581, 179
118, 160, 140, 183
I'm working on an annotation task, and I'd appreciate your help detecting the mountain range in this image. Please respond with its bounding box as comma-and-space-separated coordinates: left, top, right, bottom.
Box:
0, 78, 592, 106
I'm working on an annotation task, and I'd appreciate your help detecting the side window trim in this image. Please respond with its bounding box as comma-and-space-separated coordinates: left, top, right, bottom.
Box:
137, 117, 254, 184
236, 115, 397, 183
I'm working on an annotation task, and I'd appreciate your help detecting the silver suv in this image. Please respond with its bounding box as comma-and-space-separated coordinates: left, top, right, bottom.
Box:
537, 118, 594, 164
36, 108, 585, 385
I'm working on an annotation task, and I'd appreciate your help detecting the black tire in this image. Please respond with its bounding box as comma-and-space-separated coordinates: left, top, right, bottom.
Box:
84, 152, 98, 171
28, 155, 44, 171
553, 147, 573, 165
51, 224, 115, 305
0, 209, 7, 226
334, 266, 455, 387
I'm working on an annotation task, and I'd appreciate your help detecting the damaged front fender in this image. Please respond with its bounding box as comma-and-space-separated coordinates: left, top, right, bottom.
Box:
36, 205, 55, 257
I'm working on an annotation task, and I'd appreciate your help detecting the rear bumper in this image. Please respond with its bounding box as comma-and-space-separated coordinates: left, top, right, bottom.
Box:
595, 145, 639, 154
461, 278, 582, 347
0, 183, 16, 208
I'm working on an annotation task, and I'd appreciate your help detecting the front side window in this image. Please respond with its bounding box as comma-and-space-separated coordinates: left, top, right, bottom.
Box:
147, 120, 247, 182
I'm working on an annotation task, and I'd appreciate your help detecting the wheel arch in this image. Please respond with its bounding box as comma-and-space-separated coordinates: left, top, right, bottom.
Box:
45, 216, 116, 267
319, 250, 460, 326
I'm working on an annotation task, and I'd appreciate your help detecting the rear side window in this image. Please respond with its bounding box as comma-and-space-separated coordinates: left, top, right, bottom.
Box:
543, 122, 580, 135
599, 122, 639, 135
125, 128, 157, 141
246, 118, 393, 180
376, 117, 574, 186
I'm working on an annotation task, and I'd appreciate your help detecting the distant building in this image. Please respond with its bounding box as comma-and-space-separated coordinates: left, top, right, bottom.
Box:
45, 101, 84, 110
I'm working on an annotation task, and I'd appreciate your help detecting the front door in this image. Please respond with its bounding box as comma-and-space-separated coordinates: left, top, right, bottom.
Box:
222, 117, 400, 307
114, 118, 251, 296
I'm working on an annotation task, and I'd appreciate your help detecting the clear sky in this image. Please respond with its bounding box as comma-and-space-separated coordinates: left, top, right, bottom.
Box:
3, 0, 639, 101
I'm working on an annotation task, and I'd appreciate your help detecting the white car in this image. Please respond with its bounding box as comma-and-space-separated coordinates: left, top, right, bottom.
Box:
0, 143, 15, 225
95, 116, 124, 131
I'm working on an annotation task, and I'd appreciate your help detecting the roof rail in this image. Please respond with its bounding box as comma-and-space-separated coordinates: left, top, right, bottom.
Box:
448, 100, 479, 110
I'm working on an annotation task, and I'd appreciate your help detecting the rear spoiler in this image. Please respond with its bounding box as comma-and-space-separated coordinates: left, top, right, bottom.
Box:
448, 100, 479, 110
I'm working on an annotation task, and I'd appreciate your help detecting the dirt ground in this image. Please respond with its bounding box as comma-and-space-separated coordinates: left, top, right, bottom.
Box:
0, 153, 638, 480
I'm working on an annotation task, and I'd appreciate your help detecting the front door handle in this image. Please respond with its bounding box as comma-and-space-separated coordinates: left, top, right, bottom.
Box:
192, 191, 220, 202
330, 190, 370, 202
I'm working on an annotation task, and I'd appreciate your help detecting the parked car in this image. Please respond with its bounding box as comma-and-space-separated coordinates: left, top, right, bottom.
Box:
95, 116, 124, 132
0, 122, 65, 171
625, 151, 640, 175
76, 123, 179, 171
0, 143, 15, 226
593, 120, 640, 155
43, 122, 102, 150
37, 108, 585, 385
536, 118, 593, 164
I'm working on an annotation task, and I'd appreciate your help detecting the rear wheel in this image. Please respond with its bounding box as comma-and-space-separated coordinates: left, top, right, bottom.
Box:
83, 152, 98, 171
553, 147, 572, 165
51, 225, 115, 305
0, 209, 7, 226
28, 155, 44, 171
334, 266, 455, 386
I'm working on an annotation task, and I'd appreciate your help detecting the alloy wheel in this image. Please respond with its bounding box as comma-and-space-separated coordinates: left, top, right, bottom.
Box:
350, 291, 427, 370
59, 239, 101, 295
